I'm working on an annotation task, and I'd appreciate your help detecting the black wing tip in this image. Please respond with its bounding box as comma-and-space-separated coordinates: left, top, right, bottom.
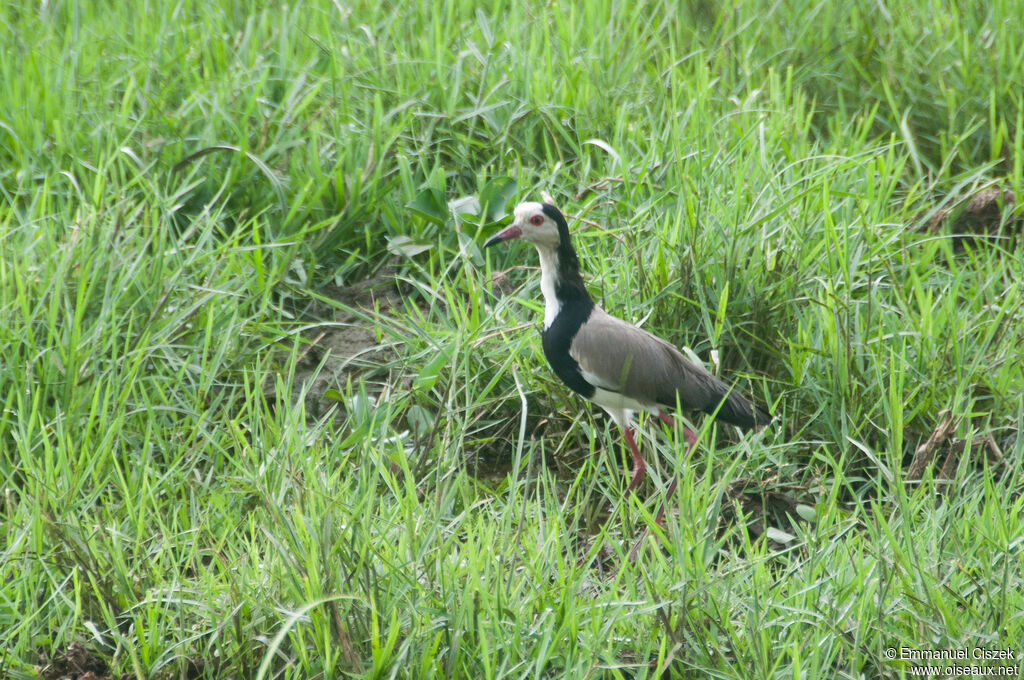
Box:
753, 405, 775, 428
735, 408, 776, 431
712, 394, 775, 430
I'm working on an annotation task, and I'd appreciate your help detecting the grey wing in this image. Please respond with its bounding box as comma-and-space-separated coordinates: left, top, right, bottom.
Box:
568, 309, 727, 412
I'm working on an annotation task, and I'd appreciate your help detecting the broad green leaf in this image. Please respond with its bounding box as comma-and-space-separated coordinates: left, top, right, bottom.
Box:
795, 504, 818, 523
765, 527, 797, 544
387, 234, 434, 257
479, 176, 517, 223
406, 188, 447, 225
448, 195, 481, 217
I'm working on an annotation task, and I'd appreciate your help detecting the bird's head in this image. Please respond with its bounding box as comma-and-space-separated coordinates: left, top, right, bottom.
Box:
483, 201, 564, 251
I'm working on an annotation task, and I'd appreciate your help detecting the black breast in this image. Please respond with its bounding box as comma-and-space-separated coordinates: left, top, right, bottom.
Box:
540, 299, 595, 399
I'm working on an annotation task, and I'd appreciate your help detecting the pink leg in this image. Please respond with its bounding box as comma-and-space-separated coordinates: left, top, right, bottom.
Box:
656, 410, 697, 449
651, 429, 696, 525
653, 477, 679, 525
627, 427, 701, 562
580, 426, 647, 569
623, 427, 646, 491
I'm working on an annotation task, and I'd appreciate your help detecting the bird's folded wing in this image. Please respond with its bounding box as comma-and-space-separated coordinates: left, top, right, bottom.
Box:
568, 308, 727, 411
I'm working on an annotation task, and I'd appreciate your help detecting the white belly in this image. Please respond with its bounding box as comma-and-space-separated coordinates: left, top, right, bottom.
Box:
588, 385, 652, 427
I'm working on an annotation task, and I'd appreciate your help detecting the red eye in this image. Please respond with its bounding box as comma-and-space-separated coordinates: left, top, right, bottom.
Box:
529, 215, 544, 226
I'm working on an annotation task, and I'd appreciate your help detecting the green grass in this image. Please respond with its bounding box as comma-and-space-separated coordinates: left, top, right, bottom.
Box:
2, 0, 1023, 678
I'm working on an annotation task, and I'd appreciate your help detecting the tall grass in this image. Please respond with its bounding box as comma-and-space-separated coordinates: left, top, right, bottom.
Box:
1, 0, 1022, 678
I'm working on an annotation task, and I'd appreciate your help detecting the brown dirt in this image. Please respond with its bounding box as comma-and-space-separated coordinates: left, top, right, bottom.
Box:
906, 410, 1015, 488
269, 262, 403, 420
38, 641, 213, 680
922, 186, 1022, 249
38, 642, 112, 680
719, 477, 808, 549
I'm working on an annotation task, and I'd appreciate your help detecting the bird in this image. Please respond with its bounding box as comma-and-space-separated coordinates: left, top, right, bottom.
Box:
484, 199, 772, 492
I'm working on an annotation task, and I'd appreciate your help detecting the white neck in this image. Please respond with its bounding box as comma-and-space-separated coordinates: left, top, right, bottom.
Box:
536, 245, 562, 330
